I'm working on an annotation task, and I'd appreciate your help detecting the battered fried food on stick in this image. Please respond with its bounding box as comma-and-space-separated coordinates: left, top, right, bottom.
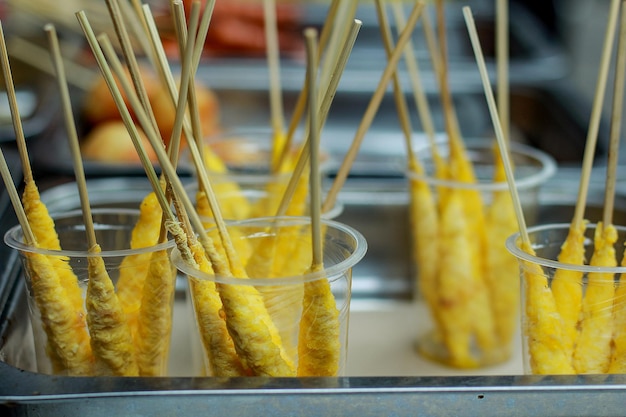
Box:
116, 188, 163, 339
572, 223, 617, 373
519, 242, 575, 374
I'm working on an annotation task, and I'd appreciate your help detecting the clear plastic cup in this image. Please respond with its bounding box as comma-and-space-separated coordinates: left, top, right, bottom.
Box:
4, 208, 176, 376
407, 139, 556, 369
171, 216, 367, 377
506, 222, 626, 375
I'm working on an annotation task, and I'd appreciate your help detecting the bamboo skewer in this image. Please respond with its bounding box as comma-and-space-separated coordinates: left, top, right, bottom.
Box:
297, 28, 341, 376
279, 0, 346, 170
307, 31, 323, 268
434, 0, 463, 149
573, 3, 626, 374
79, 11, 295, 376
6, 37, 96, 91
463, 7, 526, 243
602, 5, 626, 228
106, 0, 160, 136
465, 5, 575, 374
263, 0, 286, 147
390, 2, 439, 158
374, 0, 416, 162
274, 19, 361, 218
46, 24, 138, 377
549, 0, 622, 361
322, 1, 425, 213
46, 25, 96, 246
496, 0, 509, 141
571, 0, 621, 229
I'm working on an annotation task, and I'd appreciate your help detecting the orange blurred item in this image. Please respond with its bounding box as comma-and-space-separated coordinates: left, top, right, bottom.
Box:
81, 64, 221, 150
81, 120, 158, 164
177, 0, 303, 58
81, 65, 160, 126
149, 80, 221, 148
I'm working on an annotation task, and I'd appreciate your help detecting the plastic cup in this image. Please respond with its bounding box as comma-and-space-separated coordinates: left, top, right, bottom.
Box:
506, 222, 626, 375
171, 216, 367, 377
407, 139, 556, 369
4, 208, 176, 376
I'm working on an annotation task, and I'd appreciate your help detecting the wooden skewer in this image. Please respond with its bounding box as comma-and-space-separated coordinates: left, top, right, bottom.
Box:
390, 2, 438, 155
140, 3, 220, 207
7, 37, 96, 91
77, 12, 174, 226
602, 3, 626, 226
375, 0, 417, 163
171, 1, 206, 166
279, 0, 345, 169
168, 0, 202, 162
434, 0, 464, 152
106, 0, 160, 136
78, 10, 236, 274
263, 0, 286, 141
496, 0, 509, 142
141, 3, 202, 160
572, 0, 621, 229
45, 24, 98, 247
0, 22, 35, 244
317, 0, 358, 101
304, 28, 323, 267
463, 6, 528, 243
274, 19, 362, 217
322, 1, 425, 213
0, 141, 34, 244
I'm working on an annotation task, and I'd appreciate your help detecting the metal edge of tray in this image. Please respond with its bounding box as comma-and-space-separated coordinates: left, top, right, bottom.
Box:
2, 358, 626, 417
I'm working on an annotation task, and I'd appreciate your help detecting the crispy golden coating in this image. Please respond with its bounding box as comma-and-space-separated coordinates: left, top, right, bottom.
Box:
198, 230, 295, 376
297, 263, 341, 376
484, 186, 519, 347
86, 244, 138, 376
22, 181, 85, 315
609, 249, 626, 373
573, 222, 617, 374
408, 160, 440, 323
550, 221, 586, 357
520, 241, 575, 374
188, 240, 248, 377
116, 191, 163, 339
435, 189, 477, 368
25, 251, 94, 375
135, 247, 176, 376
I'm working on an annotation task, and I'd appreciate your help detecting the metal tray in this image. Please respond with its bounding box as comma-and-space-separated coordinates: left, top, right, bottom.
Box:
2, 172, 626, 416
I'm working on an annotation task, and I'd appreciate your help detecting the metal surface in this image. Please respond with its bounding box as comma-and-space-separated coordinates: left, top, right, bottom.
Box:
2, 361, 626, 417
0, 2, 618, 414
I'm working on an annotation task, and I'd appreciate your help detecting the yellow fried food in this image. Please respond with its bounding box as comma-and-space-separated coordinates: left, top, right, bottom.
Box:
22, 181, 84, 314
195, 189, 252, 264
187, 239, 248, 376
519, 241, 575, 374
608, 247, 626, 373
203, 147, 250, 220
200, 232, 295, 376
572, 222, 617, 374
135, 247, 176, 376
408, 159, 439, 316
25, 250, 93, 375
550, 221, 586, 358
434, 188, 476, 368
297, 263, 341, 376
448, 145, 495, 354
116, 191, 163, 339
484, 161, 519, 347
86, 244, 138, 376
